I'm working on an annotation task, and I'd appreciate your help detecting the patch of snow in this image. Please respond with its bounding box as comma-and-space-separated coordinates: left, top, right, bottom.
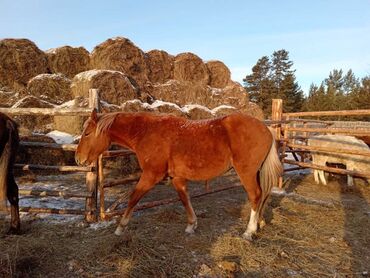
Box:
57, 99, 77, 108
150, 100, 181, 109
88, 220, 116, 230
46, 130, 76, 144
211, 105, 236, 113
182, 104, 212, 113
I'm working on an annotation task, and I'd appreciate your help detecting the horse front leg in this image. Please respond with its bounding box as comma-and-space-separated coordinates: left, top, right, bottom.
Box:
172, 177, 197, 234
114, 171, 162, 236
7, 176, 20, 234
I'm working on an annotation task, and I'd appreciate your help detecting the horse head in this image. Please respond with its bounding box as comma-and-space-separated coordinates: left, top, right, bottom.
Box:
75, 109, 111, 166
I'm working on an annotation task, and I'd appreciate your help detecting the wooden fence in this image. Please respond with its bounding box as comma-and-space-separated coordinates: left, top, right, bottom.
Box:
271, 99, 370, 188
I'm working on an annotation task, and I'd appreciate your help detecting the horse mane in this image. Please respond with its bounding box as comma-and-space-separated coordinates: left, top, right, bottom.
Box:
95, 112, 119, 136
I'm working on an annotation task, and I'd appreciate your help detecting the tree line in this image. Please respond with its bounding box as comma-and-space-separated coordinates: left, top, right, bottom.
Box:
243, 50, 370, 120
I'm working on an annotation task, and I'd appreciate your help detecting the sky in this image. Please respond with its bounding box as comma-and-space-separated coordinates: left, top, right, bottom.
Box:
1, 0, 370, 94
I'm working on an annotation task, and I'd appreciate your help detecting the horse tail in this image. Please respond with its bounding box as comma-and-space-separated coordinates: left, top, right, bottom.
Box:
257, 127, 282, 218
0, 119, 19, 210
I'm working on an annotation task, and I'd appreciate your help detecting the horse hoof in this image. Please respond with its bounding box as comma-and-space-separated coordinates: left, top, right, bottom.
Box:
185, 221, 197, 234
242, 232, 254, 241
114, 226, 123, 236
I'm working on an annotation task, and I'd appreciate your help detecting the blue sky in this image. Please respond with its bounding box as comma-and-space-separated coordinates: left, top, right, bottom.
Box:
1, 0, 370, 94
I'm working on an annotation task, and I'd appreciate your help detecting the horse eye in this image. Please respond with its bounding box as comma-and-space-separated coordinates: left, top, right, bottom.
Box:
85, 131, 92, 136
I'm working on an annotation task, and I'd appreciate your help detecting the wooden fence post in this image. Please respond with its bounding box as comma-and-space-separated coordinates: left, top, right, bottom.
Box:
85, 89, 100, 222
271, 99, 284, 188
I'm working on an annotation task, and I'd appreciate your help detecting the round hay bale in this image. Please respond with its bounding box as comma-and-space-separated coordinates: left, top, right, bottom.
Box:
244, 102, 264, 120
27, 73, 72, 105
12, 96, 55, 133
46, 46, 90, 78
212, 105, 237, 117
206, 60, 231, 88
183, 105, 213, 120
71, 70, 139, 105
173, 52, 210, 85
208, 82, 249, 109
90, 37, 149, 87
0, 38, 48, 91
151, 80, 212, 107
146, 50, 174, 84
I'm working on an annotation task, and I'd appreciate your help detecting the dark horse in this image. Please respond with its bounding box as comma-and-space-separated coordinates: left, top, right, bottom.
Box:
0, 112, 20, 234
75, 110, 282, 240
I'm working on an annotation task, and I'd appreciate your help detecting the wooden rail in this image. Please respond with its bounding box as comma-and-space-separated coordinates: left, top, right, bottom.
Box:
283, 109, 370, 117
0, 107, 91, 116
15, 164, 94, 172
284, 159, 370, 179
282, 126, 370, 136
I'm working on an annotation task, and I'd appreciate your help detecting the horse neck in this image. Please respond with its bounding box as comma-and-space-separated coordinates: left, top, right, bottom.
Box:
108, 113, 146, 151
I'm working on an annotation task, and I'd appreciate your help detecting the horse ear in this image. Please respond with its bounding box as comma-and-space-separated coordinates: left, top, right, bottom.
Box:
91, 109, 98, 123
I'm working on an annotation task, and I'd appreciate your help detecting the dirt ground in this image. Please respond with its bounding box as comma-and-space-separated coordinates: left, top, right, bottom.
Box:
1, 171, 369, 278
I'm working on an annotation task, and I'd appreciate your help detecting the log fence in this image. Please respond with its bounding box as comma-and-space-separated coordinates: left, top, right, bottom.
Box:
271, 99, 370, 188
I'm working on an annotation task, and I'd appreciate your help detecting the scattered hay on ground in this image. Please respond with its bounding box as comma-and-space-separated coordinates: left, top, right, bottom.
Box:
46, 46, 90, 78
1, 173, 369, 277
0, 38, 49, 91
27, 73, 72, 105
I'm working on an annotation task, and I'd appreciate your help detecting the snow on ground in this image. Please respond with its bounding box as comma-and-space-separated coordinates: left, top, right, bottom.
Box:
46, 130, 77, 144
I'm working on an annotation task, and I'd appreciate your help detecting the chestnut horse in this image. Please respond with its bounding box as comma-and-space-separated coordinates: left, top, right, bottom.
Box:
75, 110, 282, 240
0, 112, 20, 234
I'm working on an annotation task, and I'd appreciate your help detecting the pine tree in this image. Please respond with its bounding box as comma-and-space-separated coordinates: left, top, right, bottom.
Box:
244, 49, 303, 115
243, 56, 275, 113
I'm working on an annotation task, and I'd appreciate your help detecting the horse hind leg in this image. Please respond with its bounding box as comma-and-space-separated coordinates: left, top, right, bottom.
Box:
6, 175, 20, 234
172, 177, 197, 234
233, 165, 262, 241
114, 171, 163, 236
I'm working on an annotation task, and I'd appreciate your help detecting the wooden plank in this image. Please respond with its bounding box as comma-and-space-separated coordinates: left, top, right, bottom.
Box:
14, 164, 94, 172
284, 109, 370, 117
286, 143, 370, 157
19, 207, 84, 215
20, 141, 77, 151
283, 159, 370, 179
19, 189, 92, 198
283, 126, 370, 136
0, 107, 91, 116
103, 172, 142, 188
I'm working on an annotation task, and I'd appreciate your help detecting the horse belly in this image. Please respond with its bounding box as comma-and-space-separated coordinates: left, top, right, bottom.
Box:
168, 151, 231, 181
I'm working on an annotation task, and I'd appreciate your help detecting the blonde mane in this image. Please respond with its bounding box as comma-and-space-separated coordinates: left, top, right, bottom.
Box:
95, 112, 119, 136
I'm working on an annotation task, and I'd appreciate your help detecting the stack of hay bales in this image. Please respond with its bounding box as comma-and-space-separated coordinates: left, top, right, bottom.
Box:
46, 46, 90, 78
0, 38, 49, 91
0, 36, 263, 136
